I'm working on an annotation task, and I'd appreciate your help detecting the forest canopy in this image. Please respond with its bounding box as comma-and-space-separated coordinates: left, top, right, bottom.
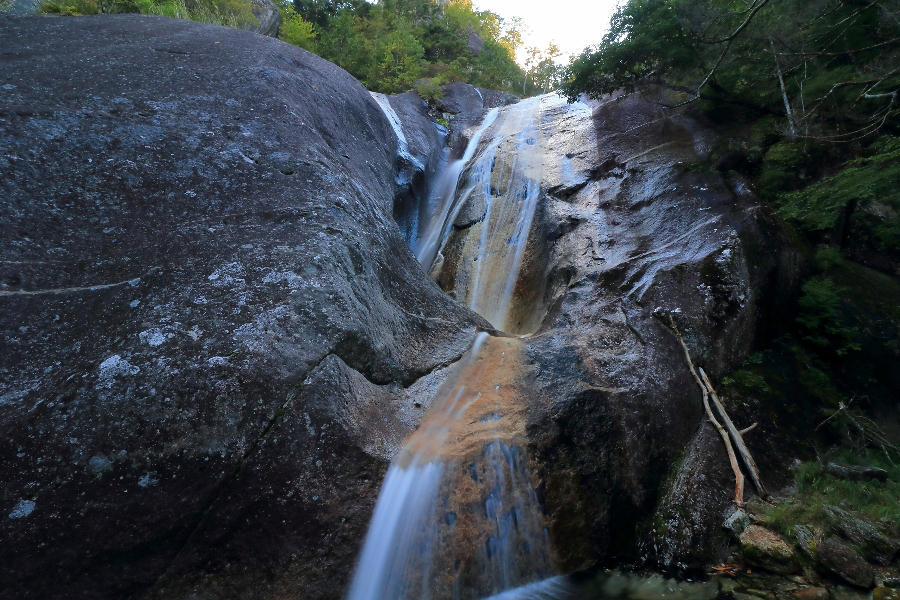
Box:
561, 0, 899, 142
283, 0, 531, 94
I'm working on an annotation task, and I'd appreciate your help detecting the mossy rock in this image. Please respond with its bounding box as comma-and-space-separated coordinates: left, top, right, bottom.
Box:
739, 524, 798, 574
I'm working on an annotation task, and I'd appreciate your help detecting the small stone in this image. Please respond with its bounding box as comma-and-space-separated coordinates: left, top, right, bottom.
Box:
725, 509, 751, 536
88, 455, 113, 475
873, 587, 900, 600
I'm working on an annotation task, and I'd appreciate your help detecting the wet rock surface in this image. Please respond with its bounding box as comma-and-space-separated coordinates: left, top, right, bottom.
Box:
0, 16, 485, 600
435, 82, 517, 157
420, 89, 801, 574
431, 92, 800, 572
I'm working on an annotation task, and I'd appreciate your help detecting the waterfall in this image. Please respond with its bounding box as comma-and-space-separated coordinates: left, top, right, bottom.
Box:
414, 107, 499, 271
454, 96, 546, 332
348, 95, 561, 600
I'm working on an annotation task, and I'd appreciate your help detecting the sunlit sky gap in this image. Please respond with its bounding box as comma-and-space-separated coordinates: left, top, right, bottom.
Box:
473, 0, 619, 65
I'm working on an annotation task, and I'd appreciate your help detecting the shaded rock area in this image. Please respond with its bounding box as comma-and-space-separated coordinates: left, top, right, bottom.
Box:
0, 15, 487, 600
425, 90, 800, 571
816, 537, 875, 588
434, 81, 517, 155
527, 93, 800, 571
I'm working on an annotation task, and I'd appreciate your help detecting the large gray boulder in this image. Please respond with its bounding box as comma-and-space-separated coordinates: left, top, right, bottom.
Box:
0, 15, 483, 600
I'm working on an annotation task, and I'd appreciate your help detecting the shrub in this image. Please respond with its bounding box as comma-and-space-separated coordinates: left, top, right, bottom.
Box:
796, 278, 861, 357
414, 77, 443, 102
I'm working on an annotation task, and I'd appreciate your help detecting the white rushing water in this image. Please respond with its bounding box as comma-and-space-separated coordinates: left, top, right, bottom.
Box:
348, 96, 565, 600
462, 96, 545, 330
344, 461, 444, 600
371, 92, 425, 184
414, 108, 499, 270
347, 334, 491, 600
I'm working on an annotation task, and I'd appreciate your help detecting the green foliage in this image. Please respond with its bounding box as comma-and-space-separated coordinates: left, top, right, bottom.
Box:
415, 77, 443, 101
561, 0, 899, 143
764, 450, 900, 533
796, 277, 861, 357
778, 137, 900, 246
40, 0, 254, 27
279, 0, 317, 51
371, 28, 425, 93
563, 0, 703, 100
757, 141, 812, 198
299, 0, 526, 94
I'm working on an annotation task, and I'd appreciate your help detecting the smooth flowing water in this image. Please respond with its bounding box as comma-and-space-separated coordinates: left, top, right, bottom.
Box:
414, 108, 499, 271
348, 95, 559, 600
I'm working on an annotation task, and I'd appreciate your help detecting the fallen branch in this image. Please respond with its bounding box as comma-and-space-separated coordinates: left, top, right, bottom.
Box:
699, 367, 768, 499
669, 316, 745, 505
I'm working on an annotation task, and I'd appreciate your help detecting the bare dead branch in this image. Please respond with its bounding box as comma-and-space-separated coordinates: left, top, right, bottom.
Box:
668, 316, 745, 505
776, 36, 900, 56
700, 367, 768, 499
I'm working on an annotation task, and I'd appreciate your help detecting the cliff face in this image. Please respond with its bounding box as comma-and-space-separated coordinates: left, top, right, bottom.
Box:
0, 15, 485, 600
0, 15, 803, 600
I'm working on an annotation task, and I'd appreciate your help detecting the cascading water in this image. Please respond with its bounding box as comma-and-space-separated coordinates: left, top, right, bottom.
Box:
444, 96, 546, 332
348, 94, 564, 600
414, 108, 499, 271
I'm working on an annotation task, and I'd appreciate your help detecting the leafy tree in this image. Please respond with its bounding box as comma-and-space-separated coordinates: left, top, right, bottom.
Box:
292, 0, 364, 27
371, 27, 425, 92
278, 0, 317, 52
562, 0, 899, 141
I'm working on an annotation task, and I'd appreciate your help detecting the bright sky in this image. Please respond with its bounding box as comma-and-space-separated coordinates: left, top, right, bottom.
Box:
473, 0, 620, 65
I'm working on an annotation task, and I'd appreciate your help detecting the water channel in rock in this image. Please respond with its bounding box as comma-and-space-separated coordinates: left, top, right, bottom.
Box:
348, 95, 579, 600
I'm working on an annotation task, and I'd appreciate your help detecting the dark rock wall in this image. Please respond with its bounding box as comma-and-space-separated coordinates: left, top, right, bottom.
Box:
378, 91, 445, 246
0, 16, 485, 600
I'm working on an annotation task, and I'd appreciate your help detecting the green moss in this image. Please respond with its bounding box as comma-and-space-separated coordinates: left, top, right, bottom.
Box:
776, 136, 900, 248
415, 77, 444, 102
757, 140, 811, 198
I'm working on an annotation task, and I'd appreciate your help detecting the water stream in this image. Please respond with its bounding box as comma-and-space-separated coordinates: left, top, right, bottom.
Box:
348, 95, 559, 600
